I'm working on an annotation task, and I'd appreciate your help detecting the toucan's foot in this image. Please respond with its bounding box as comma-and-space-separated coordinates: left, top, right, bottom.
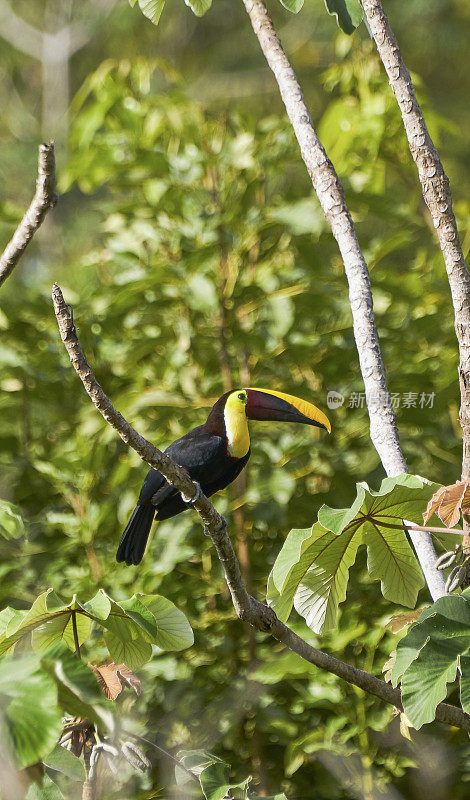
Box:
204, 517, 227, 537
181, 481, 202, 505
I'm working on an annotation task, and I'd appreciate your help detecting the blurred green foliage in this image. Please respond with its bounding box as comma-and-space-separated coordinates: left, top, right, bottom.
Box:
1, 13, 470, 799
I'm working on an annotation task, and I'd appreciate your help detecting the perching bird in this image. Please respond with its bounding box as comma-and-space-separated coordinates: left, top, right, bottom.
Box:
117, 387, 330, 565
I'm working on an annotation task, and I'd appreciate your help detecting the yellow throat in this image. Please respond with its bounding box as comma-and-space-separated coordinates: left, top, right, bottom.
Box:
224, 391, 250, 458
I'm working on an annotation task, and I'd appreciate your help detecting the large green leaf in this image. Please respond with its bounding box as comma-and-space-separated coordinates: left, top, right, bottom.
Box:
186, 0, 213, 16
392, 590, 470, 728
26, 776, 65, 800
43, 743, 86, 782
99, 595, 155, 670
268, 475, 436, 633
324, 0, 363, 34
280, 0, 305, 12
138, 0, 165, 25
0, 588, 192, 667
267, 523, 360, 633
0, 498, 25, 539
176, 749, 251, 800
0, 589, 70, 656
0, 655, 62, 768
390, 594, 470, 686
137, 594, 194, 650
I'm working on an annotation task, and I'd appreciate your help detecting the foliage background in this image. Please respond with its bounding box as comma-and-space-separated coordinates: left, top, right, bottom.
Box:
1, 1, 470, 798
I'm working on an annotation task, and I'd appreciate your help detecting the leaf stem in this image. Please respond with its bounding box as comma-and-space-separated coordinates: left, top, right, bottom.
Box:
72, 610, 80, 658
358, 514, 464, 536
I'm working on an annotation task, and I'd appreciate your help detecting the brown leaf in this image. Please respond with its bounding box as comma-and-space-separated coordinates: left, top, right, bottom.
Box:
89, 662, 141, 700
423, 481, 470, 527
385, 609, 424, 634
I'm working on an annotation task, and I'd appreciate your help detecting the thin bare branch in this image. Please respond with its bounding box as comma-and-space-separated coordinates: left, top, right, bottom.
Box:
360, 0, 470, 582
240, 0, 445, 598
0, 142, 56, 287
52, 283, 225, 538
52, 284, 470, 733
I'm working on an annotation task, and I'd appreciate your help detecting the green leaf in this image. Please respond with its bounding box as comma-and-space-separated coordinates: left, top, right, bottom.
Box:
33, 610, 92, 653
390, 594, 470, 686
0, 498, 25, 539
83, 589, 112, 620
185, 0, 213, 17
393, 590, 470, 728
0, 589, 69, 656
0, 654, 62, 768
269, 475, 435, 633
43, 743, 86, 781
324, 0, 363, 34
280, 0, 305, 12
176, 750, 250, 800
267, 524, 360, 633
318, 474, 434, 605
176, 750, 227, 784
137, 594, 194, 650
200, 761, 232, 800
138, 0, 165, 25
26, 776, 65, 800
41, 643, 114, 731
0, 588, 191, 666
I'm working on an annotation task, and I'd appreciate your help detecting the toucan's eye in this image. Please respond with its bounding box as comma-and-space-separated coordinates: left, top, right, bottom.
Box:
238, 393, 245, 401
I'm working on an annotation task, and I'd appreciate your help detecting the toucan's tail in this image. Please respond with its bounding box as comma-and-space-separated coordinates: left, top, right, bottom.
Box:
116, 504, 155, 565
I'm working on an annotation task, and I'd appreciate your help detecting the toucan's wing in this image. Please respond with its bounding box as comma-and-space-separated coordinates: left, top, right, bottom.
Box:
138, 427, 225, 508
165, 428, 226, 479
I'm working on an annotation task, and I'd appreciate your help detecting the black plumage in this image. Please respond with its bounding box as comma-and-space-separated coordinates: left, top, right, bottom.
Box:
117, 395, 249, 565
116, 387, 330, 566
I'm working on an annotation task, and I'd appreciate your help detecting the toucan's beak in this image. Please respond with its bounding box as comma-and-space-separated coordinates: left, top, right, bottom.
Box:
245, 388, 331, 433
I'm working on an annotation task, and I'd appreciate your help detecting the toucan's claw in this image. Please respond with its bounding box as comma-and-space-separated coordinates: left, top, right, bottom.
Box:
181, 481, 202, 505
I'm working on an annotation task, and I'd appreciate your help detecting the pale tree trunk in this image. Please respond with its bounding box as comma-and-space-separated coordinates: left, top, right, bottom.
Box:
240, 0, 446, 599
361, 0, 470, 584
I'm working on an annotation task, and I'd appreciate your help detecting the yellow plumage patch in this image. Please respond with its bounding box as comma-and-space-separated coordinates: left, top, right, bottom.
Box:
224, 391, 250, 458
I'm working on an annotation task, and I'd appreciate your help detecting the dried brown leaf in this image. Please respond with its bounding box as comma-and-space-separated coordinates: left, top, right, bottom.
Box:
423, 481, 470, 527
385, 610, 424, 634
89, 662, 141, 700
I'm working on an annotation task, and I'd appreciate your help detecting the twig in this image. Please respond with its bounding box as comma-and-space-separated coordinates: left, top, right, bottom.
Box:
52, 283, 224, 538
240, 0, 445, 600
122, 730, 198, 783
52, 287, 470, 733
0, 142, 56, 287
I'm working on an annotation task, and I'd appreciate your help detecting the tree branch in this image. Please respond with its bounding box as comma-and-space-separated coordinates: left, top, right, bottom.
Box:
52, 284, 470, 733
240, 0, 445, 599
52, 283, 225, 538
0, 142, 56, 287
360, 0, 470, 581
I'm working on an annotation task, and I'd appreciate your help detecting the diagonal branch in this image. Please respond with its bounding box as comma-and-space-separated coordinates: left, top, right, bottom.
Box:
0, 142, 56, 288
240, 0, 445, 599
51, 284, 470, 733
360, 0, 470, 578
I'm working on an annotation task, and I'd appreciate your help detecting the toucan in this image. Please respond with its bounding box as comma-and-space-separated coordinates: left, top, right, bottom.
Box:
116, 387, 331, 565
